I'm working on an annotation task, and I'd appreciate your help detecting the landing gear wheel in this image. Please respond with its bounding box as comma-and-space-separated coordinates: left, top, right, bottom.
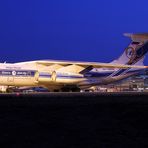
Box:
6, 88, 13, 93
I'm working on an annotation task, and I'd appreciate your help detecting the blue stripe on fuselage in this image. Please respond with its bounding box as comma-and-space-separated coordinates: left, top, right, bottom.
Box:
39, 70, 142, 79
84, 69, 143, 78
112, 69, 128, 77
57, 74, 83, 79
39, 74, 51, 78
84, 72, 112, 77
0, 69, 143, 79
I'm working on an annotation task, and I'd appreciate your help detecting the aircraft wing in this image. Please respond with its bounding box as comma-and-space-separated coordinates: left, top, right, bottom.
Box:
36, 60, 148, 69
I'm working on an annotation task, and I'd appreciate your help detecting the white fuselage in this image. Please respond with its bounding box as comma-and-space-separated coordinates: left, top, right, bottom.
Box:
0, 61, 86, 88
0, 61, 141, 91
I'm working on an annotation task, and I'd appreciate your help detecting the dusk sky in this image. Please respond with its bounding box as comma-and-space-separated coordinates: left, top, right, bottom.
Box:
0, 0, 148, 65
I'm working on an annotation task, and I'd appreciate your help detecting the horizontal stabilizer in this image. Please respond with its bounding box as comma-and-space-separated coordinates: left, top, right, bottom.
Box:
124, 33, 148, 42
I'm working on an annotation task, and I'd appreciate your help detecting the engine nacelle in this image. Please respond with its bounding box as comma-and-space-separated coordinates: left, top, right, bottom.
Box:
34, 71, 57, 83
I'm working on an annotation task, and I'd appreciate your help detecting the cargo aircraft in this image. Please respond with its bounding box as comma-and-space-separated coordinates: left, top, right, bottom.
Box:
0, 33, 148, 92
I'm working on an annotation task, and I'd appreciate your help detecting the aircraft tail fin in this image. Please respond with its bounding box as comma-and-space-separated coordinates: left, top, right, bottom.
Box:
111, 33, 148, 66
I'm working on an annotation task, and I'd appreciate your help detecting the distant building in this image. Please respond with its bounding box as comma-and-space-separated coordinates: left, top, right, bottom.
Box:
89, 74, 148, 92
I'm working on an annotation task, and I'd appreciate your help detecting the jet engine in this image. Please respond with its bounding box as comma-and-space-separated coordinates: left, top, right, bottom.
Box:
34, 71, 57, 84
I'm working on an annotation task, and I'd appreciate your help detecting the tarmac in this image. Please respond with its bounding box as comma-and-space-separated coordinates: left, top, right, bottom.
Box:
0, 91, 148, 97
1, 92, 148, 147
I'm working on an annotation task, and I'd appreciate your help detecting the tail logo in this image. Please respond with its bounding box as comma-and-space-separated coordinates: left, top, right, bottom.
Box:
125, 46, 136, 60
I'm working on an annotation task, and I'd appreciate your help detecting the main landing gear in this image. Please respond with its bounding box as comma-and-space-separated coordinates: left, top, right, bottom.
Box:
60, 86, 80, 92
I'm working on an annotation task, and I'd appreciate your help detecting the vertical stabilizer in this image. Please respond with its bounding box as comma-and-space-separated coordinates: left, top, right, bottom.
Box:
111, 33, 148, 66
